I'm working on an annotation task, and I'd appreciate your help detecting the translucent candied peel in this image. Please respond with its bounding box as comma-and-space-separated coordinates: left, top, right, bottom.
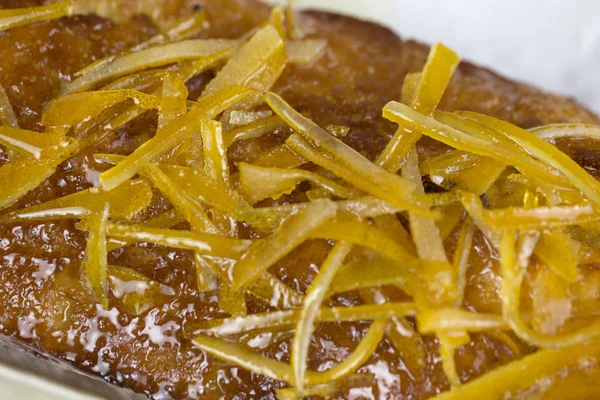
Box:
63, 39, 238, 94
238, 162, 363, 204
285, 39, 328, 65
267, 92, 440, 218
76, 10, 209, 77
194, 318, 388, 386
224, 115, 286, 146
231, 199, 336, 289
0, 84, 18, 128
105, 223, 253, 259
431, 338, 600, 400
196, 302, 416, 336
0, 137, 79, 210
99, 85, 252, 190
200, 25, 287, 110
42, 90, 165, 127
0, 1, 73, 32
108, 265, 173, 316
376, 43, 460, 172
79, 205, 110, 308
1, 179, 152, 223
5, 5, 600, 397
292, 241, 352, 389
460, 111, 600, 206
0, 126, 65, 159
383, 102, 572, 188
530, 123, 600, 141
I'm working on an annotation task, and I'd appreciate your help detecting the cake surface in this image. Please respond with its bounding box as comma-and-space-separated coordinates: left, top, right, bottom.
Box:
1, 1, 600, 399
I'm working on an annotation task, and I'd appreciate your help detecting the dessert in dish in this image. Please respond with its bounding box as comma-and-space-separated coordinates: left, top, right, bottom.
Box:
1, 1, 600, 399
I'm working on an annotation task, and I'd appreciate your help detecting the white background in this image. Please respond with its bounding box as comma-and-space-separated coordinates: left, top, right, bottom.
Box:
270, 0, 600, 113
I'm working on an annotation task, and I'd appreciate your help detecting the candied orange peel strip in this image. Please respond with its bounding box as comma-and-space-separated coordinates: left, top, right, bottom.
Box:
8, 3, 600, 394
79, 205, 110, 308
0, 1, 73, 32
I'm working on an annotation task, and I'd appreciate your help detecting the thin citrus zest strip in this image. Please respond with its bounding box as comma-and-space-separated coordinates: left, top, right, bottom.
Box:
425, 151, 505, 195
430, 334, 600, 399
79, 205, 110, 309
530, 123, 600, 141
286, 0, 303, 40
78, 103, 147, 151
486, 331, 522, 358
312, 216, 418, 262
292, 241, 352, 390
193, 318, 387, 386
373, 214, 418, 255
99, 85, 252, 191
76, 11, 209, 79
201, 120, 231, 187
500, 231, 600, 348
286, 39, 327, 65
534, 230, 579, 283
192, 120, 239, 291
64, 39, 237, 94
231, 199, 336, 289
105, 223, 253, 260
238, 162, 363, 204
0, 179, 152, 223
435, 111, 530, 154
142, 163, 219, 234
99, 69, 170, 91
266, 92, 437, 217
485, 204, 600, 230
460, 112, 600, 206
382, 102, 571, 187
254, 143, 307, 169
0, 138, 79, 210
95, 153, 219, 233
376, 43, 460, 172
266, 6, 286, 39
108, 265, 174, 316
0, 126, 62, 159
284, 132, 451, 212
308, 318, 388, 385
97, 153, 243, 215
224, 115, 285, 146
400, 72, 421, 105
0, 1, 73, 32
228, 110, 273, 126
286, 133, 439, 218
392, 45, 465, 388
157, 74, 188, 129
402, 136, 461, 390
201, 25, 286, 109
42, 89, 187, 128
402, 149, 449, 265
418, 309, 508, 333
233, 196, 404, 232
435, 204, 465, 241
131, 10, 207, 51
438, 331, 470, 386
326, 256, 415, 297
105, 209, 185, 252
0, 84, 18, 128
275, 375, 372, 400
453, 217, 475, 306
247, 272, 304, 309
196, 303, 416, 336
